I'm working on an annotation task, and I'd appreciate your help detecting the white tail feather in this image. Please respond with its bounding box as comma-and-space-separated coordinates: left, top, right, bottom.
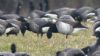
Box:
5, 27, 15, 33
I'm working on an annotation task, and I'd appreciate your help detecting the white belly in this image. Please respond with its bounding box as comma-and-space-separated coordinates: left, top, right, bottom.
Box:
56, 21, 73, 35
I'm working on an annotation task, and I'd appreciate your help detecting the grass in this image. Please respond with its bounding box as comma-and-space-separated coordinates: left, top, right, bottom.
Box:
0, 22, 96, 56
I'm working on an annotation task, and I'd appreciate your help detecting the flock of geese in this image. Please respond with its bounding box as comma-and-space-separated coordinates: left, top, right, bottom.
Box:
0, 6, 95, 38
1, 1, 100, 56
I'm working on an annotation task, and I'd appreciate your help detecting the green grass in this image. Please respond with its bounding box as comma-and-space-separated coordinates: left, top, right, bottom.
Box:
0, 22, 96, 56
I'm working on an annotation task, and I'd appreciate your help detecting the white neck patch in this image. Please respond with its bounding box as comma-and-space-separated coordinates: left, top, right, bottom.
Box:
45, 13, 58, 19
95, 27, 100, 32
87, 13, 95, 16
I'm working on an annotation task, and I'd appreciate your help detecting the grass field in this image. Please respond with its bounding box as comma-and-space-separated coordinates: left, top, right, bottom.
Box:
0, 22, 96, 56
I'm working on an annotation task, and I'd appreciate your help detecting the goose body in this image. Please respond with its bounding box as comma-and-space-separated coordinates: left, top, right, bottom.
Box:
56, 21, 73, 35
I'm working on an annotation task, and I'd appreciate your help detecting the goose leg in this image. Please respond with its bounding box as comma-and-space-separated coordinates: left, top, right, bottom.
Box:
66, 34, 68, 39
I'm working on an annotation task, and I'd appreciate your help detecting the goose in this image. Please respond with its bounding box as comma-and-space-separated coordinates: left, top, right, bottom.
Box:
25, 13, 58, 38
56, 48, 85, 56
71, 6, 95, 22
5, 19, 22, 36
24, 15, 56, 37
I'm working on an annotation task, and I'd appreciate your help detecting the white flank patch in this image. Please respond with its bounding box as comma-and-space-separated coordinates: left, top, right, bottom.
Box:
5, 27, 14, 33
52, 19, 57, 23
41, 17, 50, 22
24, 18, 28, 21
11, 23, 18, 27
72, 28, 87, 34
56, 21, 73, 35
42, 27, 50, 33
87, 13, 95, 16
95, 27, 100, 32
45, 13, 58, 19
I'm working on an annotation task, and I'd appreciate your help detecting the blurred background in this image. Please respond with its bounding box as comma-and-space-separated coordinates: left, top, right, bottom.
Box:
0, 0, 99, 16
